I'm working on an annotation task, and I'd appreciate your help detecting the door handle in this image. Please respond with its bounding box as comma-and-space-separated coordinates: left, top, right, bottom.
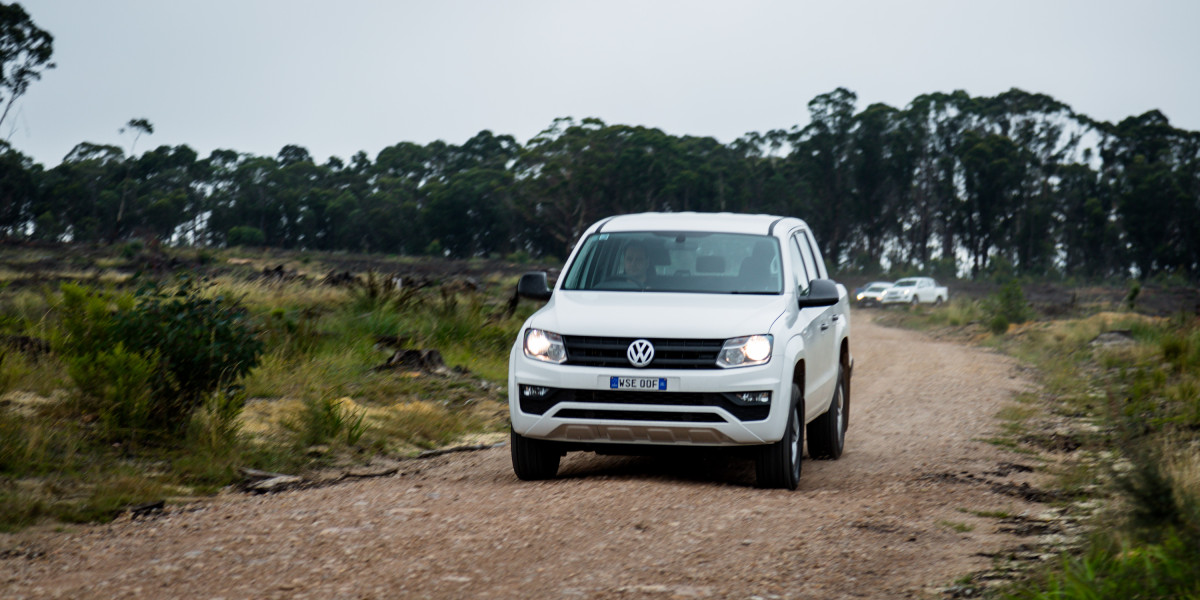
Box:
832, 314, 840, 322
820, 322, 830, 331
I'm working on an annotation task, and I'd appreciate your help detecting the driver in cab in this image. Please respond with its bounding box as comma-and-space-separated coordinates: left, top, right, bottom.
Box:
622, 241, 650, 286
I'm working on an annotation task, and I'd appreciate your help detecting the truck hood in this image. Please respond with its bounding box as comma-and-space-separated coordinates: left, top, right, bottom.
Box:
528, 291, 787, 339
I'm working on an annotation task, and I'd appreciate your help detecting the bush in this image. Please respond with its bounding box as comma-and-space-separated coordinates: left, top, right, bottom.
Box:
984, 279, 1033, 334
287, 396, 367, 448
65, 343, 156, 440
227, 226, 265, 247
56, 276, 263, 441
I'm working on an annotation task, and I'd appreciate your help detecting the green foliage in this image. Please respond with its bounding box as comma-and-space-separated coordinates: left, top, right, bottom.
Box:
111, 275, 263, 434
65, 342, 156, 440
984, 279, 1033, 334
119, 240, 143, 259
55, 276, 263, 440
227, 225, 265, 247
1126, 280, 1142, 310
349, 270, 421, 313
929, 256, 958, 281
287, 396, 368, 448
1009, 534, 1200, 600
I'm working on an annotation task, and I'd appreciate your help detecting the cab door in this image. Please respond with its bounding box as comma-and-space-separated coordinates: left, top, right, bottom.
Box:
789, 230, 838, 416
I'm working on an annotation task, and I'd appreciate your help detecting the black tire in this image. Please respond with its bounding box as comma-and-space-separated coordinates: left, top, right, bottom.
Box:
807, 366, 846, 460
510, 429, 561, 480
755, 384, 802, 490
934, 296, 944, 306
911, 296, 919, 306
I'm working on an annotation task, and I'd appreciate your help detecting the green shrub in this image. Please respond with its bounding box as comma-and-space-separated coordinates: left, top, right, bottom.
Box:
56, 276, 263, 440
287, 396, 367, 448
989, 314, 1010, 335
65, 343, 156, 440
227, 226, 265, 247
984, 279, 1033, 334
349, 270, 422, 313
1126, 280, 1142, 310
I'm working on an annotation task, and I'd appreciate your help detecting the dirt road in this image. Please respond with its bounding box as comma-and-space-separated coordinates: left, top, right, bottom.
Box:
3, 313, 1046, 599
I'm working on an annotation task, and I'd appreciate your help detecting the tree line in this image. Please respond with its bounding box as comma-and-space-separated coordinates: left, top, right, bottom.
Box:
3, 86, 1198, 280
1, 6, 1197, 280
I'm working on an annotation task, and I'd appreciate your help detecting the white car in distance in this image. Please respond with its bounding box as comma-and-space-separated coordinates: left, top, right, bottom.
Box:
880, 277, 948, 306
508, 212, 853, 490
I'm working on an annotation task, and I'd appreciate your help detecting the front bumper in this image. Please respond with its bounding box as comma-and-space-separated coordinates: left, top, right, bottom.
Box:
508, 345, 790, 446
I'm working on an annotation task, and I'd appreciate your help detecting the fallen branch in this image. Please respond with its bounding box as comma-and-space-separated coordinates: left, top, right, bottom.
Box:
417, 442, 506, 459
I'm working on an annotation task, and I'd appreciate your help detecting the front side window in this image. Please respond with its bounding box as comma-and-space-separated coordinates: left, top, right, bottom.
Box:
561, 231, 782, 294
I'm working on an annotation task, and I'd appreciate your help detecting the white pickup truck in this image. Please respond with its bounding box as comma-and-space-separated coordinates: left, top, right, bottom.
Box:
880, 277, 948, 306
508, 212, 853, 490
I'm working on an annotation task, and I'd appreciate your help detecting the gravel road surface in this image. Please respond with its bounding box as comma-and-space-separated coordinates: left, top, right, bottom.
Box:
2, 313, 1044, 599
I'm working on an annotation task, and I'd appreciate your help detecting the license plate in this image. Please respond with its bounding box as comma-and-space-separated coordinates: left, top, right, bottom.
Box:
610, 376, 667, 391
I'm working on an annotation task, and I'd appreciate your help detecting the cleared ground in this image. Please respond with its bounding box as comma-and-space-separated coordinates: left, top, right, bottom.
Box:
2, 312, 1047, 599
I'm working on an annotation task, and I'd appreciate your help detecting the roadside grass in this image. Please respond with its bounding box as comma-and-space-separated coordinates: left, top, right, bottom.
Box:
0, 247, 532, 531
881, 286, 1200, 599
939, 519, 976, 533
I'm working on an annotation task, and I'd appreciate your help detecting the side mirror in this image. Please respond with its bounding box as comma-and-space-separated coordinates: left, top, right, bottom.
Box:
798, 278, 840, 308
517, 271, 553, 301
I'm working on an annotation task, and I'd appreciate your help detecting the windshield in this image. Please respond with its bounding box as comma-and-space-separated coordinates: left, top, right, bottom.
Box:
893, 280, 917, 288
867, 284, 890, 291
561, 231, 782, 294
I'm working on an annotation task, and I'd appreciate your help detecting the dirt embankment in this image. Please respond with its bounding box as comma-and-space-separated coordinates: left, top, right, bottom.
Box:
2, 313, 1061, 599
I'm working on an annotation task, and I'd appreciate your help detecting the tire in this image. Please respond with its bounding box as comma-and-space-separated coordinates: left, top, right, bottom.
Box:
755, 384, 803, 490
510, 429, 561, 480
934, 296, 944, 307
911, 296, 919, 306
807, 366, 846, 460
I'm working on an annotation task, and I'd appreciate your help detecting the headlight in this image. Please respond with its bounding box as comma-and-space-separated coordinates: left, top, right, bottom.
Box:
523, 328, 567, 364
716, 334, 773, 368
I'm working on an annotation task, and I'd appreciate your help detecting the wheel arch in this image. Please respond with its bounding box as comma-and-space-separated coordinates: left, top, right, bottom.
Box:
840, 338, 852, 430
791, 359, 805, 399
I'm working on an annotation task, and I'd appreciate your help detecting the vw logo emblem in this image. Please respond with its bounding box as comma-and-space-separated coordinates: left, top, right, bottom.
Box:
626, 339, 655, 368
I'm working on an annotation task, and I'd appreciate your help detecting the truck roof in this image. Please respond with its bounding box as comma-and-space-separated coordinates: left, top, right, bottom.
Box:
593, 212, 807, 236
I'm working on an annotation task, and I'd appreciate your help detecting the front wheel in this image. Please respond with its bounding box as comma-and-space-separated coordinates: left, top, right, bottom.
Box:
807, 366, 846, 459
510, 429, 561, 480
756, 384, 803, 490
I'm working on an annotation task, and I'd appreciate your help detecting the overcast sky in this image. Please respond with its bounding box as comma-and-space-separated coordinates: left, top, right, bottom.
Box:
10, 0, 1200, 168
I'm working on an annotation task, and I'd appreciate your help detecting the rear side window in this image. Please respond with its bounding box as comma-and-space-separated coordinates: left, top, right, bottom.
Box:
797, 230, 828, 280
793, 233, 818, 286
789, 236, 811, 295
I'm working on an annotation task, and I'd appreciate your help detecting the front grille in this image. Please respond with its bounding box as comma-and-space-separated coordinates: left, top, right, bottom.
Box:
518, 388, 769, 422
562, 336, 724, 369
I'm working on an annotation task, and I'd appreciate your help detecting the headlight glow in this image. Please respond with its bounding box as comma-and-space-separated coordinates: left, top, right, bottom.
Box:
524, 329, 567, 364
744, 335, 772, 362
717, 334, 773, 368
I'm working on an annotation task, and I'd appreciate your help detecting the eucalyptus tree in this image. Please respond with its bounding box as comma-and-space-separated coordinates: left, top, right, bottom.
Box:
513, 118, 634, 256
40, 142, 124, 241
270, 144, 321, 248
131, 144, 201, 242
956, 130, 1025, 276
1097, 111, 1200, 276
1057, 161, 1122, 278
0, 2, 54, 132
0, 141, 37, 235
788, 88, 858, 267
971, 90, 1080, 276
900, 91, 973, 270
846, 102, 913, 273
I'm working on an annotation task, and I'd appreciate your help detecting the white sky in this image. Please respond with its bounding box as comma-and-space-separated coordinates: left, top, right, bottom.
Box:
10, 0, 1200, 168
